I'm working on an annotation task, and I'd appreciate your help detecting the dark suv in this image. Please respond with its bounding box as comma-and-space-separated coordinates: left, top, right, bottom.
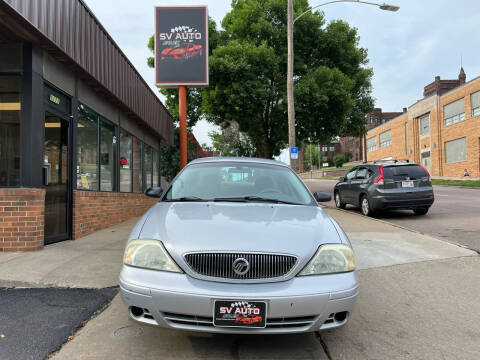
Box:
333, 161, 434, 216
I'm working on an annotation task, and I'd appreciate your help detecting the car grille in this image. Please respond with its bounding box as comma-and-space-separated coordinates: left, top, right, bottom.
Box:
184, 253, 297, 279
163, 312, 316, 329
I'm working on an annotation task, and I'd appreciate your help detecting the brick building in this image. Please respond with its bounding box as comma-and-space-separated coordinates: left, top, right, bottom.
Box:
340, 108, 405, 161
366, 68, 480, 178
0, 0, 174, 251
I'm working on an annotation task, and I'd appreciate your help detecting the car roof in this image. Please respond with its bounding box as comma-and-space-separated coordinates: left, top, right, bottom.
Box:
189, 157, 290, 167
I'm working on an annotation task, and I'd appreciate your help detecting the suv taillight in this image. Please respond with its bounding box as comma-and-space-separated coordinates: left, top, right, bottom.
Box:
418, 164, 431, 182
374, 165, 384, 185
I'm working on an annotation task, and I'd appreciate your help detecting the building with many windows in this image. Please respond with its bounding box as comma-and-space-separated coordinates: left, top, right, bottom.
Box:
366, 68, 480, 178
0, 0, 174, 251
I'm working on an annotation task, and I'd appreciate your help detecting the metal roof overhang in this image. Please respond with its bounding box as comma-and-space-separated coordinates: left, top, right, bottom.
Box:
0, 0, 173, 145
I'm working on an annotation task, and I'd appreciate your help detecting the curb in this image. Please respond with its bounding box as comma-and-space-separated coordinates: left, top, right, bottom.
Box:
322, 204, 479, 254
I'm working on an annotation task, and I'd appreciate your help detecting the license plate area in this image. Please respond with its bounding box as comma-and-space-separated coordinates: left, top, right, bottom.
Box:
402, 180, 414, 188
214, 300, 267, 328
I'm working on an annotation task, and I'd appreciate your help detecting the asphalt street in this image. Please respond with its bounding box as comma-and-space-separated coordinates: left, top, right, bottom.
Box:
304, 179, 480, 252
0, 288, 118, 360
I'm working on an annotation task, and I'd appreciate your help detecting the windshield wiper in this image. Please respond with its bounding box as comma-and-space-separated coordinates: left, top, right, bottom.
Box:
213, 196, 301, 205
164, 196, 207, 202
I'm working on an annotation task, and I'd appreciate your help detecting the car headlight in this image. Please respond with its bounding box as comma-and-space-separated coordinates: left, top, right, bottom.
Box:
123, 239, 182, 273
298, 244, 355, 276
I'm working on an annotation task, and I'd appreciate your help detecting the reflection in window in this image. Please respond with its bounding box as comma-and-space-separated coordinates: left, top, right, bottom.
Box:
132, 137, 142, 193
120, 129, 132, 192
0, 75, 21, 187
152, 149, 159, 187
144, 144, 153, 190
100, 119, 117, 191
77, 104, 98, 190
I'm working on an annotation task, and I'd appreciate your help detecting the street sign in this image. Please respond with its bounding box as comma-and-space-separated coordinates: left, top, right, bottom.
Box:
290, 146, 298, 160
155, 6, 209, 87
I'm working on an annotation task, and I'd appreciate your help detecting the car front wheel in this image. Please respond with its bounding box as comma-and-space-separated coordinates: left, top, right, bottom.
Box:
413, 208, 429, 215
361, 195, 374, 217
334, 191, 346, 209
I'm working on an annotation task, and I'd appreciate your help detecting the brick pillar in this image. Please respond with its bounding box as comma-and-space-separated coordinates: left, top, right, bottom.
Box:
0, 188, 45, 252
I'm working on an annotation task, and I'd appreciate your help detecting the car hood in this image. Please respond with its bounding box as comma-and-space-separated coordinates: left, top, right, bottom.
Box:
138, 202, 343, 264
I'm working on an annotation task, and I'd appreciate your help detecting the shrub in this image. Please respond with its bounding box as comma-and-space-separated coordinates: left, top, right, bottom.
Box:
333, 154, 347, 168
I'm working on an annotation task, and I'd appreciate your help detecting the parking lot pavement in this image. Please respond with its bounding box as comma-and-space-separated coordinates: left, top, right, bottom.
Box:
304, 179, 480, 252
0, 288, 117, 360
50, 206, 478, 360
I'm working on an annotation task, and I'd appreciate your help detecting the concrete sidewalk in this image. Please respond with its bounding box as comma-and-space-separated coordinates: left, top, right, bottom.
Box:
0, 217, 138, 289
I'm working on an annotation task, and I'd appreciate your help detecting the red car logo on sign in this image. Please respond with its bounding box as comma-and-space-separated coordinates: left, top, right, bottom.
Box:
161, 43, 203, 60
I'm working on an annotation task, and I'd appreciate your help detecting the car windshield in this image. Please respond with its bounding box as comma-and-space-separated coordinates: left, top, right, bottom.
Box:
164, 161, 314, 205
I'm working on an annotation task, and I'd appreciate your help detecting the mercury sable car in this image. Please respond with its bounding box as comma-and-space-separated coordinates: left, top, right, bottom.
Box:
119, 158, 358, 334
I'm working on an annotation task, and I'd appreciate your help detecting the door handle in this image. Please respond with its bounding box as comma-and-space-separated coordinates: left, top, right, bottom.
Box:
42, 166, 49, 186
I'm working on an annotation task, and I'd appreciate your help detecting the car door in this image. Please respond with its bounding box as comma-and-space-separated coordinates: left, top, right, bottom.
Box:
340, 168, 357, 202
349, 167, 368, 206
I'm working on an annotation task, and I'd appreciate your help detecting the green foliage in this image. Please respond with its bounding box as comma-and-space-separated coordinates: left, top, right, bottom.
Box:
159, 128, 180, 182
203, 0, 373, 157
304, 144, 328, 169
209, 123, 256, 157
333, 154, 347, 168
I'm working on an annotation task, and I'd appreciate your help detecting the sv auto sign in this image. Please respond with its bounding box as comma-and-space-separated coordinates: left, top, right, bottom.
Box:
155, 6, 209, 87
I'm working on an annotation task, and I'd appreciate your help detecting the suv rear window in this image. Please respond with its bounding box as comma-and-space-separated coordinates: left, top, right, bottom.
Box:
383, 165, 428, 181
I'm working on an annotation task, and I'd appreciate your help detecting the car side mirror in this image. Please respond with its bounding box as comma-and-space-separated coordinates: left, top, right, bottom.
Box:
145, 186, 163, 198
313, 191, 332, 202
339, 177, 346, 182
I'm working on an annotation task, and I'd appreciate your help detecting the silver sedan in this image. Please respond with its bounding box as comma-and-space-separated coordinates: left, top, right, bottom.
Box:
119, 158, 358, 334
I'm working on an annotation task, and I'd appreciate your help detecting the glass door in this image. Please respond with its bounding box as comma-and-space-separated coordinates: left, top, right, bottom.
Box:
44, 112, 69, 244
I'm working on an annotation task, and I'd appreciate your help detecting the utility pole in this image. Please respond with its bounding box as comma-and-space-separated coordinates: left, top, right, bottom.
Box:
287, 0, 296, 171
179, 86, 187, 169
286, 0, 399, 173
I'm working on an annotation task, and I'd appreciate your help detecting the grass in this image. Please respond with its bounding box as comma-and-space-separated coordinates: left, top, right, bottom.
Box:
432, 179, 480, 188
312, 176, 339, 181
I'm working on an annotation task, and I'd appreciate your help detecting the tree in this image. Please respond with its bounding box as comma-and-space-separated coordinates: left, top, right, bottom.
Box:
209, 122, 256, 157
201, 0, 374, 158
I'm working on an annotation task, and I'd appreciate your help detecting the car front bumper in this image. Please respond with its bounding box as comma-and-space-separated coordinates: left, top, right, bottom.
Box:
119, 265, 359, 334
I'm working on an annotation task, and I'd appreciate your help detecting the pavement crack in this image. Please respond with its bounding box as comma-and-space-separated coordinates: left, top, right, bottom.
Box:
315, 331, 332, 360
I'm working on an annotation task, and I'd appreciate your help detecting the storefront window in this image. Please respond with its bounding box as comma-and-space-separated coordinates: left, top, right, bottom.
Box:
77, 104, 98, 190
144, 144, 153, 190
132, 137, 143, 193
152, 149, 159, 187
0, 75, 21, 187
100, 119, 117, 191
120, 129, 132, 192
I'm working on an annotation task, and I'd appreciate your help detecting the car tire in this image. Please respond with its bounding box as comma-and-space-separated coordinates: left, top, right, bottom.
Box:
413, 208, 429, 215
360, 195, 374, 217
334, 191, 346, 209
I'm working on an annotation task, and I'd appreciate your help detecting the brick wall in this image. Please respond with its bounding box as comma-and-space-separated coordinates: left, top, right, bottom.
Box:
0, 188, 45, 252
365, 75, 480, 178
72, 190, 158, 239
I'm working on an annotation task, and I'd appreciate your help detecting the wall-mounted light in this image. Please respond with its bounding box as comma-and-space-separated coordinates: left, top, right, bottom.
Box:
0, 103, 21, 111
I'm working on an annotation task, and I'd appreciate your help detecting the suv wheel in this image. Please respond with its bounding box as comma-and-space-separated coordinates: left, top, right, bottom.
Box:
361, 195, 374, 217
334, 191, 346, 209
413, 208, 429, 215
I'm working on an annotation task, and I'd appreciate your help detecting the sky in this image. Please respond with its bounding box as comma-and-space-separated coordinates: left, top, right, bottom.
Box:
83, 0, 480, 153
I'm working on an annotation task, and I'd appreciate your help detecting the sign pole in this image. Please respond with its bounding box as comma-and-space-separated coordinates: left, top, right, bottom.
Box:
179, 85, 187, 169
